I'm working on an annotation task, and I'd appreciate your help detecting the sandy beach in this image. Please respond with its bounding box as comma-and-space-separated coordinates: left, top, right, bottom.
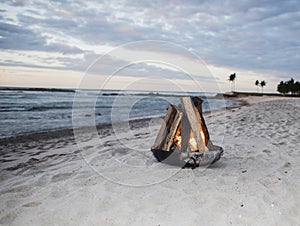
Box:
0, 96, 299, 226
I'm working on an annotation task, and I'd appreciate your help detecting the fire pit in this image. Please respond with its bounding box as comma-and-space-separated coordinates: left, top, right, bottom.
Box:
151, 96, 223, 168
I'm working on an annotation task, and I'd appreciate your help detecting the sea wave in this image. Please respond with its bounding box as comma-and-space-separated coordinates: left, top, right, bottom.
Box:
0, 89, 235, 137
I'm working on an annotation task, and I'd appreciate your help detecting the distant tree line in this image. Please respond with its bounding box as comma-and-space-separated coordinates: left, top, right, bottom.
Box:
277, 78, 300, 95
225, 73, 300, 95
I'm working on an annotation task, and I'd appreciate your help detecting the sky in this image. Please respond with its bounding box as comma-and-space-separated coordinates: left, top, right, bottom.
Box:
0, 0, 299, 93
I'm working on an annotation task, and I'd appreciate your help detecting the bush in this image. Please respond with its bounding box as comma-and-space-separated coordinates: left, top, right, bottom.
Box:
277, 78, 300, 95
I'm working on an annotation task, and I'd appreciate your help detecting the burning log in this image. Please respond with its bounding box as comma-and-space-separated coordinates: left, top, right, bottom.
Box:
181, 96, 208, 153
152, 104, 182, 152
151, 96, 223, 168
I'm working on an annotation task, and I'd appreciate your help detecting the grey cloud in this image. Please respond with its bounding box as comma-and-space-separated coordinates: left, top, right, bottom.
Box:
18, 14, 78, 30
172, 1, 300, 74
0, 22, 47, 50
25, 9, 41, 16
46, 43, 84, 55
0, 22, 83, 54
1, 0, 300, 77
0, 60, 65, 70
2, 0, 31, 7
115, 62, 215, 82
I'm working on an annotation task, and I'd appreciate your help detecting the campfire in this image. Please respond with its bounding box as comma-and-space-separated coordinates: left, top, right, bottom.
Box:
151, 96, 223, 168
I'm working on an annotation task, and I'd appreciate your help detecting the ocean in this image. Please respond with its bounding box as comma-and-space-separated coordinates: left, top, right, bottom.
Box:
0, 88, 237, 137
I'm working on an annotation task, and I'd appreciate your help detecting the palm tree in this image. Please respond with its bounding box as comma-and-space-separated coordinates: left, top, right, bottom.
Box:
260, 80, 266, 93
228, 73, 236, 91
255, 80, 259, 92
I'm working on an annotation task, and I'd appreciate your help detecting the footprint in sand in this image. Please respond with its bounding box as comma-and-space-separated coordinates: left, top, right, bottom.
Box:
22, 201, 42, 207
2, 185, 31, 195
51, 172, 74, 182
83, 145, 94, 150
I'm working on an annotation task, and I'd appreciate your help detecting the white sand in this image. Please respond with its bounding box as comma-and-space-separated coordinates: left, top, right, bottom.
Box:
0, 97, 299, 226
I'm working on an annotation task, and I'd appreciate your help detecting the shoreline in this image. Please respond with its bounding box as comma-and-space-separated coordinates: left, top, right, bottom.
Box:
0, 98, 248, 146
0, 95, 292, 146
0, 117, 155, 147
0, 92, 235, 139
0, 96, 299, 225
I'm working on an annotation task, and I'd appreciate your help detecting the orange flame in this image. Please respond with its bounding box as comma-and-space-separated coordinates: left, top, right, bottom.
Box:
173, 124, 206, 151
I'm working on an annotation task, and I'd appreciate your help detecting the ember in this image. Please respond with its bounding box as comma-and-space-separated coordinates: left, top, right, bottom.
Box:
151, 96, 223, 168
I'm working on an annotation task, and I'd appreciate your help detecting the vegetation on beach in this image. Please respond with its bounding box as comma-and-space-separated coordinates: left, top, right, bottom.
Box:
225, 73, 299, 97
260, 80, 266, 93
228, 73, 236, 91
277, 78, 300, 96
224, 91, 299, 98
254, 80, 267, 93
255, 80, 260, 92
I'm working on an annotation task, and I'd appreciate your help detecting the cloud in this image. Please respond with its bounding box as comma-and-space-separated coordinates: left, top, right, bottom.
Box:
0, 22, 47, 50
0, 21, 84, 54
0, 0, 299, 83
2, 0, 31, 7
